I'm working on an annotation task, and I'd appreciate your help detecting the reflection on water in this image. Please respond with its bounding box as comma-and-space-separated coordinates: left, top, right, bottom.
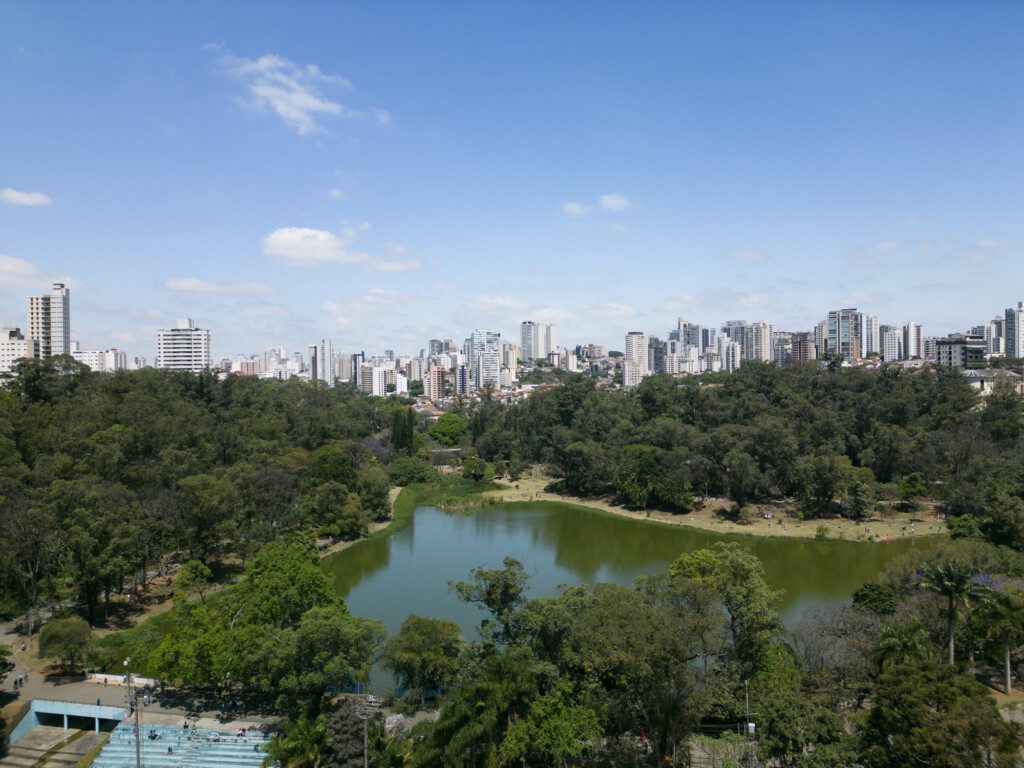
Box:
322, 502, 941, 641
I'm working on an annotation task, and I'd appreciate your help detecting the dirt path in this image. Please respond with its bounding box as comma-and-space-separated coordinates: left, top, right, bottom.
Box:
484, 474, 947, 542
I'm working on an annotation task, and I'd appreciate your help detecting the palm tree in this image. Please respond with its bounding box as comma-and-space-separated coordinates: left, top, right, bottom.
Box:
918, 560, 989, 665
874, 620, 934, 669
263, 715, 327, 768
978, 586, 1024, 695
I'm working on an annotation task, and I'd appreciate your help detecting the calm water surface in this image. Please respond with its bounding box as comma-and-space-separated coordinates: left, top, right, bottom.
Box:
323, 503, 939, 654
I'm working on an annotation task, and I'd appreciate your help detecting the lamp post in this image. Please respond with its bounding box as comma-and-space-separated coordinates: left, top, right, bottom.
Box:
125, 657, 143, 768
353, 694, 379, 768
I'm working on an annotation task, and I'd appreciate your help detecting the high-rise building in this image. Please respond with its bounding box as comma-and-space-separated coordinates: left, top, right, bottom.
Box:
790, 332, 817, 362
156, 318, 212, 372
0, 327, 39, 374
624, 331, 648, 373
700, 327, 717, 353
647, 336, 666, 374
520, 321, 557, 362
27, 282, 70, 359
476, 348, 500, 388
425, 364, 447, 400
70, 341, 126, 372
882, 329, 902, 362
826, 308, 863, 362
718, 337, 742, 373
428, 339, 445, 357
722, 320, 747, 344
902, 322, 923, 360
1006, 302, 1024, 359
861, 314, 880, 356
743, 322, 772, 362
623, 360, 646, 389
985, 317, 1005, 357
936, 334, 986, 369
308, 339, 335, 386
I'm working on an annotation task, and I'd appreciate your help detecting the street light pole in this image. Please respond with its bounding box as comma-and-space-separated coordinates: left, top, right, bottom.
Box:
125, 657, 143, 768
353, 694, 378, 768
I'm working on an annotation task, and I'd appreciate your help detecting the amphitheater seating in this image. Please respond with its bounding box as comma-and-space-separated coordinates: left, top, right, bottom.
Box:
90, 723, 267, 768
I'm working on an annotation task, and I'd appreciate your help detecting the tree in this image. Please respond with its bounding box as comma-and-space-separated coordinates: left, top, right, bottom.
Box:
851, 582, 898, 616
977, 585, 1024, 695
461, 455, 487, 481
451, 557, 528, 644
897, 471, 927, 509
497, 683, 600, 767
175, 560, 213, 603
614, 444, 661, 509
326, 699, 379, 768
381, 615, 464, 706
263, 715, 328, 768
429, 413, 469, 447
917, 559, 988, 665
391, 408, 416, 455
176, 474, 238, 563
39, 616, 92, 672
796, 453, 852, 518
670, 543, 782, 675
872, 621, 934, 669
386, 457, 439, 486
859, 660, 1021, 768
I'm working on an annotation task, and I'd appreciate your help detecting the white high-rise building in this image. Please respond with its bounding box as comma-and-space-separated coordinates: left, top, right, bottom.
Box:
70, 342, 126, 372
156, 318, 212, 372
624, 331, 648, 374
27, 282, 70, 359
985, 317, 1005, 357
476, 348, 500, 389
902, 322, 923, 360
308, 339, 335, 386
861, 315, 881, 356
718, 337, 742, 373
882, 329, 902, 362
520, 321, 557, 362
623, 360, 647, 389
0, 328, 39, 374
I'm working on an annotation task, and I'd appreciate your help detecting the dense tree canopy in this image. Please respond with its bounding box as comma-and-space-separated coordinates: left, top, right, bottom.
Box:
0, 360, 408, 622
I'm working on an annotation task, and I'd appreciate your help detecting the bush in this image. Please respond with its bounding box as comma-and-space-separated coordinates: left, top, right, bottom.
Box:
815, 525, 830, 540
387, 457, 440, 486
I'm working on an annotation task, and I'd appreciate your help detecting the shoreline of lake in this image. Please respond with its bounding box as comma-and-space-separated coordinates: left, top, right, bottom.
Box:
474, 475, 948, 543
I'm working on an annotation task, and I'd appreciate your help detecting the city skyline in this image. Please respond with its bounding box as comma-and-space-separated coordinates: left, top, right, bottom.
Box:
2, 3, 1023, 360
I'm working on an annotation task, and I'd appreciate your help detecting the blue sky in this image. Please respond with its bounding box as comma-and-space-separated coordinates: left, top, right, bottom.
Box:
1, 1, 1022, 360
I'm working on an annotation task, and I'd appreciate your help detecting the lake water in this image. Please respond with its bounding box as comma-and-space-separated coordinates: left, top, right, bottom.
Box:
322, 502, 939, 689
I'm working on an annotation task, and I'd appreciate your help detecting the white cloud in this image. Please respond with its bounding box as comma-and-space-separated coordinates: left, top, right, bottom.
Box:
532, 307, 578, 323
326, 187, 346, 200
369, 259, 422, 273
239, 303, 288, 318
562, 202, 590, 217
730, 248, 769, 263
432, 280, 457, 293
323, 288, 405, 328
216, 53, 389, 135
0, 254, 44, 287
1, 188, 53, 206
163, 277, 270, 295
466, 294, 527, 312
598, 193, 630, 211
262, 227, 368, 266
583, 301, 637, 318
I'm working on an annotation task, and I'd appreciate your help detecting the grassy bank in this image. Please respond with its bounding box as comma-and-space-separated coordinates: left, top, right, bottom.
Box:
480, 474, 948, 543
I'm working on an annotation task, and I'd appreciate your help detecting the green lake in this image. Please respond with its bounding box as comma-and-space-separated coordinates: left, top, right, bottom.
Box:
323, 502, 940, 675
